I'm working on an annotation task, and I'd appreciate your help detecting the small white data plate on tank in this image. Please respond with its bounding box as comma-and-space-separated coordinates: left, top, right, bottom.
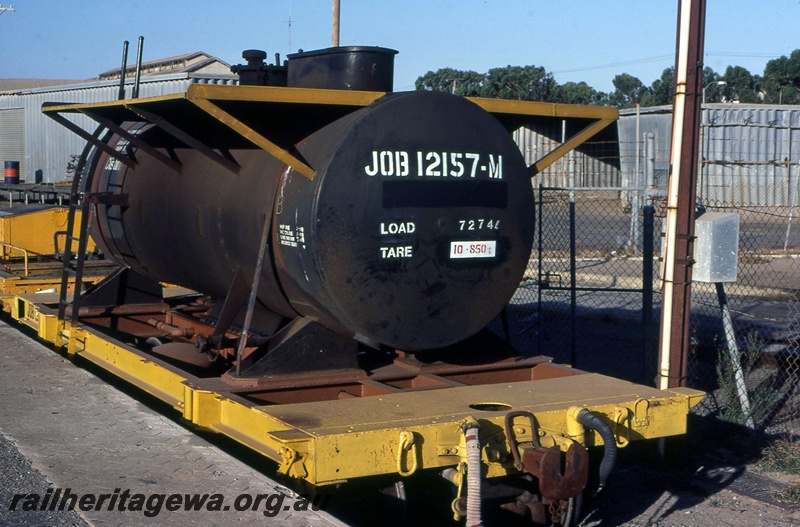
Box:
449, 240, 496, 258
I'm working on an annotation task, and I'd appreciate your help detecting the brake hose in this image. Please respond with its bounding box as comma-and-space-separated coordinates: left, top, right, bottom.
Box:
576, 409, 617, 494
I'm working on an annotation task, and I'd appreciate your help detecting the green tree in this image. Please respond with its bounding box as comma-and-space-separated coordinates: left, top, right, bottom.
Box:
555, 81, 601, 105
415, 68, 485, 97
701, 66, 726, 103
608, 73, 646, 108
722, 65, 760, 103
480, 65, 557, 101
644, 67, 674, 106
761, 50, 800, 104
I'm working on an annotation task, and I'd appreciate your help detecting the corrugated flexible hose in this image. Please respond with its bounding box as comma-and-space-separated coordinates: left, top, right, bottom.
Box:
576, 409, 617, 495
464, 424, 482, 527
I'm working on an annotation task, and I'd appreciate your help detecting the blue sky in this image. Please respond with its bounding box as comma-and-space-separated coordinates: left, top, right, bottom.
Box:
0, 1, 797, 93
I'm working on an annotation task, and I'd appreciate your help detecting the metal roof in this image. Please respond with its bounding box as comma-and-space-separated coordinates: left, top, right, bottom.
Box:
0, 79, 86, 92
97, 51, 231, 80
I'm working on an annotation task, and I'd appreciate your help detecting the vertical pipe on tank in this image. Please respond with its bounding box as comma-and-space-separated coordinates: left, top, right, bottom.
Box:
118, 41, 129, 100
132, 36, 144, 99
332, 0, 340, 47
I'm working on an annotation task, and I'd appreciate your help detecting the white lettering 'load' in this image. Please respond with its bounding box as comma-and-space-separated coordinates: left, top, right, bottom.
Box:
380, 222, 416, 234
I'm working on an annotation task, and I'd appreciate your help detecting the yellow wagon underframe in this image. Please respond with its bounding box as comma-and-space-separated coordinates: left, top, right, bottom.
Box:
3, 294, 703, 486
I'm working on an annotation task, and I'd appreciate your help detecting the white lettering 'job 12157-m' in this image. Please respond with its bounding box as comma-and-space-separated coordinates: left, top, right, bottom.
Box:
364, 150, 503, 179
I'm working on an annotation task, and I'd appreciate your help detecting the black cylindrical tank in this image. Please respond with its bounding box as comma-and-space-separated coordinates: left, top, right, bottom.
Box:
90, 90, 534, 351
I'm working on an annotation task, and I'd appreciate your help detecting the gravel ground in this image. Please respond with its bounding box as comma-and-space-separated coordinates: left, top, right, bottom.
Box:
580, 463, 800, 527
0, 433, 87, 527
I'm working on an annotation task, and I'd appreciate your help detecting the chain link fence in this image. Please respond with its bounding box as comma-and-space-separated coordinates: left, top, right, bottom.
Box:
505, 139, 661, 385
503, 115, 800, 436
655, 199, 800, 434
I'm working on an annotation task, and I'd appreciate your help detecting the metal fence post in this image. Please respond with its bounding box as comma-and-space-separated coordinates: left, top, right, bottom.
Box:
629, 107, 642, 254
537, 181, 544, 357
645, 133, 656, 199
643, 204, 655, 384
785, 126, 795, 251
568, 150, 577, 366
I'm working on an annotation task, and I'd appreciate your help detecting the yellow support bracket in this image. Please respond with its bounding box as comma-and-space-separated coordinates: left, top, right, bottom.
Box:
529, 117, 617, 177
468, 97, 618, 121
188, 97, 316, 180
278, 446, 309, 479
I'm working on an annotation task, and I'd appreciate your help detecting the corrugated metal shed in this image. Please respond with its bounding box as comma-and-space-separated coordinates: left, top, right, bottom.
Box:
619, 104, 800, 207
0, 73, 237, 183
514, 125, 621, 188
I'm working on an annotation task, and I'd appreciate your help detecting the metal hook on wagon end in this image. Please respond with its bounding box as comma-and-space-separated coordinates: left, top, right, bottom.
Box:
397, 430, 418, 477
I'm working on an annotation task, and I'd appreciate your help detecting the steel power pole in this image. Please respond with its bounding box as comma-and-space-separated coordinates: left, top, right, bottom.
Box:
658, 0, 707, 389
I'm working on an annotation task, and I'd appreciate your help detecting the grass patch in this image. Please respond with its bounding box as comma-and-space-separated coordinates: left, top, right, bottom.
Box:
760, 439, 800, 475
774, 482, 800, 504
759, 438, 800, 505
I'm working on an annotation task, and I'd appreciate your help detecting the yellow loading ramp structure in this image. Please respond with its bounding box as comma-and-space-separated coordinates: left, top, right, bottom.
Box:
27, 85, 704, 487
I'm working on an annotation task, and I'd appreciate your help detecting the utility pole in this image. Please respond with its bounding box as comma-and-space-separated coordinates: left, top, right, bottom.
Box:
0, 5, 15, 16
332, 0, 340, 47
658, 0, 707, 389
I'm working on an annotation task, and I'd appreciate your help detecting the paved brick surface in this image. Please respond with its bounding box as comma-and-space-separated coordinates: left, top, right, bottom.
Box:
0, 321, 344, 527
